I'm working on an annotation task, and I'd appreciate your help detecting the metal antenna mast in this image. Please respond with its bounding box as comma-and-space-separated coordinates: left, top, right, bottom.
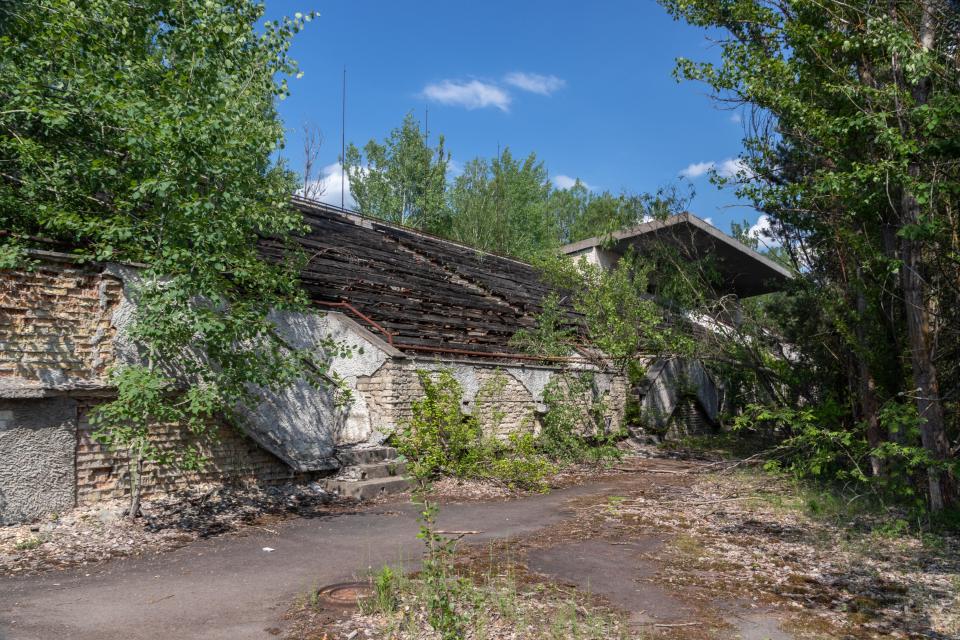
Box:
340, 65, 346, 210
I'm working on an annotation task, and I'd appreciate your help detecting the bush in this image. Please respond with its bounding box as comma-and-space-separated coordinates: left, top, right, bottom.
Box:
391, 369, 554, 491
537, 373, 623, 464
734, 401, 958, 517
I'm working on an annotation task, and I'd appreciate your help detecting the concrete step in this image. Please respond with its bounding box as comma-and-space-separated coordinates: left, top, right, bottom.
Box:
354, 461, 407, 480
336, 446, 399, 466
322, 475, 411, 501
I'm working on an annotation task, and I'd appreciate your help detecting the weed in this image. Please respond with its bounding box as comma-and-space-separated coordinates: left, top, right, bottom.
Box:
391, 369, 555, 491
538, 373, 624, 465
673, 533, 706, 560
605, 495, 626, 515
14, 537, 42, 551
873, 518, 910, 539
359, 565, 402, 615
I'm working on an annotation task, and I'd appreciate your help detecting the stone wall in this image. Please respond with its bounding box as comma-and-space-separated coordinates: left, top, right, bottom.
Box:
354, 358, 630, 440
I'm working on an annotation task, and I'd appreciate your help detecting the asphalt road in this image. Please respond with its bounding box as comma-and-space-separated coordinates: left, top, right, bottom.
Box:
0, 481, 611, 640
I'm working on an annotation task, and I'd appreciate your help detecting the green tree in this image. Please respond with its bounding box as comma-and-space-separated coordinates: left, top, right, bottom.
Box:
344, 112, 450, 233
448, 148, 553, 259
550, 187, 653, 245
660, 0, 960, 510
0, 0, 330, 517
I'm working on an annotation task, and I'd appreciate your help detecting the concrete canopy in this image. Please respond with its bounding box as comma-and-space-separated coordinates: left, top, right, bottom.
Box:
559, 213, 793, 298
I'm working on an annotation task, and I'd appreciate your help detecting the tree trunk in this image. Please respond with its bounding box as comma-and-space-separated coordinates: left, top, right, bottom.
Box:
894, 0, 955, 511
900, 226, 954, 510
855, 286, 884, 477
127, 442, 144, 520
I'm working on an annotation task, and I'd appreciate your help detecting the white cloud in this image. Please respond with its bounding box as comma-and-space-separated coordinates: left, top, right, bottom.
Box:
552, 174, 592, 190
679, 161, 714, 179
679, 157, 754, 180
298, 162, 356, 208
717, 157, 753, 179
422, 80, 511, 111
748, 214, 781, 248
504, 72, 566, 96
703, 217, 714, 226
446, 158, 464, 178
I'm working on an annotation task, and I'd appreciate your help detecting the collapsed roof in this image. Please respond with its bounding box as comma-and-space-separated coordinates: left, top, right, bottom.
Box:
258, 198, 557, 359
259, 200, 792, 359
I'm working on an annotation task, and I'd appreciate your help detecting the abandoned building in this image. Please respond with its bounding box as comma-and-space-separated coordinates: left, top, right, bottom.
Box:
0, 198, 789, 524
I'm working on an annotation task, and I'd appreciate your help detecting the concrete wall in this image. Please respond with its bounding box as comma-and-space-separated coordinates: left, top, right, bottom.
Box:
233, 310, 397, 471
0, 399, 77, 524
567, 246, 620, 271
633, 358, 721, 436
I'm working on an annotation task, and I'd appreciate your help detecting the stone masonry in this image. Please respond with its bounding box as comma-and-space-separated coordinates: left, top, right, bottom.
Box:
355, 358, 630, 441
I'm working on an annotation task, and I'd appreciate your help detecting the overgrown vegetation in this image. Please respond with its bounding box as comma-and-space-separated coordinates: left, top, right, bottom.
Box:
537, 373, 623, 464
352, 561, 628, 640
390, 370, 556, 492
656, 0, 960, 517
0, 0, 343, 517
390, 369, 624, 493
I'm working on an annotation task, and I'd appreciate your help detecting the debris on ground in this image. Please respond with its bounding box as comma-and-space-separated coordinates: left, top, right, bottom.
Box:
570, 459, 960, 639
0, 481, 350, 575
284, 449, 960, 640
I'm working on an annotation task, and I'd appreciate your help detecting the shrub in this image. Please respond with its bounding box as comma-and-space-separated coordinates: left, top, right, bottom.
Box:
538, 373, 623, 464
391, 369, 554, 491
734, 400, 958, 516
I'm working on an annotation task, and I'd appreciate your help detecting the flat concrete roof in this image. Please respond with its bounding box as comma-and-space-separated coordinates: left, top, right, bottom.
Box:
560, 212, 793, 297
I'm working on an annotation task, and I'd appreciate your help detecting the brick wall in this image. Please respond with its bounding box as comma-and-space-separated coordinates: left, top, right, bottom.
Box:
75, 399, 304, 504
0, 258, 121, 384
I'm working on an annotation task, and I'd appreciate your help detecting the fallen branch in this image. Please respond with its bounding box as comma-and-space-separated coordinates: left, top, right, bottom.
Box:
434, 530, 483, 535
666, 496, 764, 506
612, 467, 690, 475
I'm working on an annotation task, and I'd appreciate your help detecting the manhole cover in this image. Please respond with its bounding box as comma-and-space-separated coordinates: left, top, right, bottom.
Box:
315, 581, 374, 607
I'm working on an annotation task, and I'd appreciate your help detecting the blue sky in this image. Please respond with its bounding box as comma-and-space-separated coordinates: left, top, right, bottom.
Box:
266, 0, 762, 236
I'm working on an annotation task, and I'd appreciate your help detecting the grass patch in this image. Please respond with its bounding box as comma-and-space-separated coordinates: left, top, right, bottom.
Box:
14, 537, 43, 551
672, 533, 706, 561
352, 563, 630, 640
